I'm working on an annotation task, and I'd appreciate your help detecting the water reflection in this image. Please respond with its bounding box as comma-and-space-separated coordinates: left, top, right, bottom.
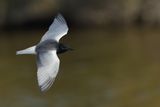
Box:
0, 28, 160, 107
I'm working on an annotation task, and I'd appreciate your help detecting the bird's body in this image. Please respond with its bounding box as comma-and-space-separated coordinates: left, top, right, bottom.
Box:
16, 14, 71, 92
36, 39, 58, 52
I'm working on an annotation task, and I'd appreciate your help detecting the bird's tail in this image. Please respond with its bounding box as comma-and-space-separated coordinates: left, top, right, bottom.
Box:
16, 46, 36, 55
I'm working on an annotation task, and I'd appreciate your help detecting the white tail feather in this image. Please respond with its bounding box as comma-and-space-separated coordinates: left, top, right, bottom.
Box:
16, 46, 36, 55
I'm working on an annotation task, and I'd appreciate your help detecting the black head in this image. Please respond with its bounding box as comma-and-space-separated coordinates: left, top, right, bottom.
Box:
57, 43, 73, 54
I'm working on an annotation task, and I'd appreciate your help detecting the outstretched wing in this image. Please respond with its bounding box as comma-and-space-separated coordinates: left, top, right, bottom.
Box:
40, 14, 68, 42
36, 50, 60, 92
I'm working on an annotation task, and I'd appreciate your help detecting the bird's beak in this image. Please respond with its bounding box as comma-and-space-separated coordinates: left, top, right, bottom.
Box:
65, 45, 74, 51
68, 47, 74, 51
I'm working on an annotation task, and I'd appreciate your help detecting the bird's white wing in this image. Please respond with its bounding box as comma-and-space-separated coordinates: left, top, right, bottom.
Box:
40, 14, 68, 42
36, 50, 60, 92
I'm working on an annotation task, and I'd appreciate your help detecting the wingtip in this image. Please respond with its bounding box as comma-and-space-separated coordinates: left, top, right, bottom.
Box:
39, 85, 51, 93
55, 13, 66, 24
38, 76, 55, 92
40, 87, 48, 93
56, 13, 63, 17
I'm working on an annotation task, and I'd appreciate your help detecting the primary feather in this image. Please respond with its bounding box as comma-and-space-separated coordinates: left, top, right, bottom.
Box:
37, 50, 60, 92
40, 14, 68, 42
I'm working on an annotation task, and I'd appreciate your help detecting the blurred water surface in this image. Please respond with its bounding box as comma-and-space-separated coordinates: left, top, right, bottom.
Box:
0, 28, 160, 107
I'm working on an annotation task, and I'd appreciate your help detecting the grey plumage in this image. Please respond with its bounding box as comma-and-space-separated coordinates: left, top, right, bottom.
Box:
16, 13, 69, 92
36, 50, 59, 92
40, 14, 69, 42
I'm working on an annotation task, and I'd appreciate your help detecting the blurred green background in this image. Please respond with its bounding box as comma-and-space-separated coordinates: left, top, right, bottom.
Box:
1, 0, 160, 107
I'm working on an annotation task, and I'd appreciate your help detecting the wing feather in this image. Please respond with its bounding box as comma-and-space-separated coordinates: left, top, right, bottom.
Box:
40, 14, 68, 42
36, 50, 60, 92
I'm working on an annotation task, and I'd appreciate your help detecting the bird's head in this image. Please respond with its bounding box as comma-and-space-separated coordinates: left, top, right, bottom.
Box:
57, 43, 73, 54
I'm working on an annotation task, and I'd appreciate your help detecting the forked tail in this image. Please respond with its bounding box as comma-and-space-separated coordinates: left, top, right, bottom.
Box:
16, 46, 36, 55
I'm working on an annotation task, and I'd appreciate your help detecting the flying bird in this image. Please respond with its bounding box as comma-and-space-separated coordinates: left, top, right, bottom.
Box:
16, 14, 72, 92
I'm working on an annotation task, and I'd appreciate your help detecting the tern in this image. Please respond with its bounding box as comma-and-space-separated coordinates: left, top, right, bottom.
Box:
16, 14, 72, 92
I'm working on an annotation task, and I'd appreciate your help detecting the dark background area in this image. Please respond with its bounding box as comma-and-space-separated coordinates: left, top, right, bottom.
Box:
0, 0, 160, 107
1, 0, 160, 29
